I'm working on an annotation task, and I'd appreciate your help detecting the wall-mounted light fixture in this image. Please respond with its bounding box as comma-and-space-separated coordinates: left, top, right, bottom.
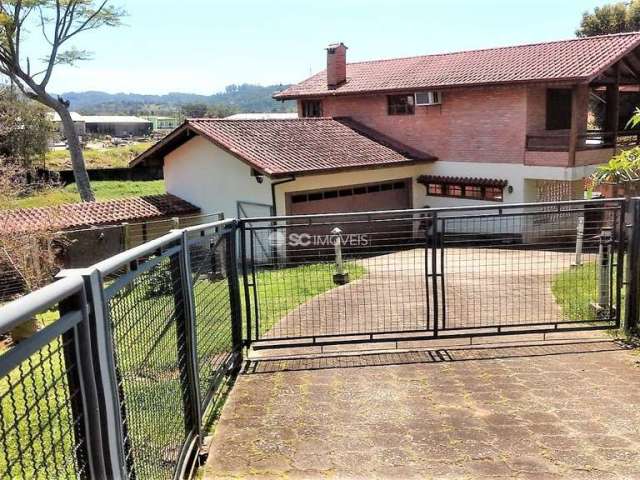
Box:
251, 169, 264, 184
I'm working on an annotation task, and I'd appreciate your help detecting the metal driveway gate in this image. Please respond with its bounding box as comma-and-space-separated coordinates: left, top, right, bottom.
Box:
241, 198, 625, 350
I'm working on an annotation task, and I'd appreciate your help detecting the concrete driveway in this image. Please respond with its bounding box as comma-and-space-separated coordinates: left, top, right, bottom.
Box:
204, 337, 640, 479
262, 248, 595, 342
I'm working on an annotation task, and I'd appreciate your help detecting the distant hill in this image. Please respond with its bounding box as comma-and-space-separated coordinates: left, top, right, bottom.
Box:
60, 84, 295, 116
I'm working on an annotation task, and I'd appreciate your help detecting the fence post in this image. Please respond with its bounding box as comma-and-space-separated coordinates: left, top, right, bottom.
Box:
431, 212, 439, 338
572, 216, 584, 267
58, 269, 129, 479
122, 222, 131, 250
226, 221, 244, 367
597, 227, 613, 318
172, 230, 202, 443
624, 199, 640, 335
239, 221, 252, 346
58, 287, 102, 480
331, 227, 349, 285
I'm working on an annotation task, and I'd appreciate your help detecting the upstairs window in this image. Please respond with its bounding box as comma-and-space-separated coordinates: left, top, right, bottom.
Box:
388, 95, 415, 115
301, 100, 322, 118
546, 89, 572, 130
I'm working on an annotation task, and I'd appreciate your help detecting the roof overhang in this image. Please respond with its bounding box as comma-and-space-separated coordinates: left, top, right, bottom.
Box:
588, 44, 640, 85
131, 119, 437, 178
130, 122, 198, 168
417, 174, 508, 188
130, 121, 275, 177
272, 77, 594, 101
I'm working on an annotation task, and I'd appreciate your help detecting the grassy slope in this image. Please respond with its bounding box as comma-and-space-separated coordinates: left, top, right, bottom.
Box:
1, 180, 166, 209
44, 143, 153, 170
0, 262, 366, 477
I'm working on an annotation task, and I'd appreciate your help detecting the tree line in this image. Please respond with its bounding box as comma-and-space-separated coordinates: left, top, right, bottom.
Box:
63, 84, 296, 116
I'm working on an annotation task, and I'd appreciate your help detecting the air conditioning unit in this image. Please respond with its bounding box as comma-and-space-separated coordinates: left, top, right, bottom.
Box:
415, 91, 442, 106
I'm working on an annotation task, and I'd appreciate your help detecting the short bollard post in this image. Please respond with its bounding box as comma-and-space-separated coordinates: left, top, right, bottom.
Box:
572, 216, 584, 267
331, 227, 349, 285
597, 227, 613, 318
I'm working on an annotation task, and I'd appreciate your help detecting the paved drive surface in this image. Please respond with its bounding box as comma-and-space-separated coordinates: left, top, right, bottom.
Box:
205, 337, 640, 479
263, 248, 597, 341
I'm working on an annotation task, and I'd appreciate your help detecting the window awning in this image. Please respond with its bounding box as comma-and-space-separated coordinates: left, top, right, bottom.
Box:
417, 175, 508, 188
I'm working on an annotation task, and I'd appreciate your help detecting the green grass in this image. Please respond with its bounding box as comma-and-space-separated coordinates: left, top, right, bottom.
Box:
0, 261, 366, 478
551, 260, 623, 324
253, 261, 366, 336
552, 262, 599, 321
44, 143, 153, 170
1, 180, 166, 209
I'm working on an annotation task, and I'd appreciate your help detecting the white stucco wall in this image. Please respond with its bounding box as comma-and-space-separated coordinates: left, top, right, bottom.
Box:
420, 161, 597, 207
162, 136, 596, 237
163, 136, 272, 219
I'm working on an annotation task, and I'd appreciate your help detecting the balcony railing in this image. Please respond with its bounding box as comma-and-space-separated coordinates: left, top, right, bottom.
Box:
526, 130, 640, 152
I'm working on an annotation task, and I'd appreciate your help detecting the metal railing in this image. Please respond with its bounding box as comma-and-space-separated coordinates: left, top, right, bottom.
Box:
526, 129, 640, 151
0, 218, 242, 480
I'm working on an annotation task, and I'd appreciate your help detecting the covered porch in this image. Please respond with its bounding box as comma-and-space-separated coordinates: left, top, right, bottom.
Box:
525, 50, 640, 166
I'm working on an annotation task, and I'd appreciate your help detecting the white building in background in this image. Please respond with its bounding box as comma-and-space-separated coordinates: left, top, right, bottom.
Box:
48, 112, 152, 138
225, 113, 298, 120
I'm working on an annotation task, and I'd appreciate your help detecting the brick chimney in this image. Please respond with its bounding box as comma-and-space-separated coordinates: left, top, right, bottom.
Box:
326, 43, 348, 90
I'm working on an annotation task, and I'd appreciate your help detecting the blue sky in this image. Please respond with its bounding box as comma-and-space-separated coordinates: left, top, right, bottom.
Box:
35, 0, 612, 95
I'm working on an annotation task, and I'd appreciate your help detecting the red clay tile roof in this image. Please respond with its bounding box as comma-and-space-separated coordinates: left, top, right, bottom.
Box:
0, 194, 200, 234
274, 32, 640, 99
131, 118, 436, 177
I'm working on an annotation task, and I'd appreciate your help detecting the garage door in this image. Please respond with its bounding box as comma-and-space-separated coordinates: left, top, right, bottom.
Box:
284, 179, 413, 256
285, 179, 412, 215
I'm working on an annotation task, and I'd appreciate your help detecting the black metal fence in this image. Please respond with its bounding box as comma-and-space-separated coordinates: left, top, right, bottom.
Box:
0, 218, 242, 479
242, 198, 626, 349
2, 198, 640, 479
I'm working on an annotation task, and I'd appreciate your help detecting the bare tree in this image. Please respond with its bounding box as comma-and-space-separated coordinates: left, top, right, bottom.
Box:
0, 1, 125, 201
0, 159, 64, 342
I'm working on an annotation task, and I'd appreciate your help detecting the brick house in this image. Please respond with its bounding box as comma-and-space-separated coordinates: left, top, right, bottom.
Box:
274, 33, 640, 208
133, 33, 640, 228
